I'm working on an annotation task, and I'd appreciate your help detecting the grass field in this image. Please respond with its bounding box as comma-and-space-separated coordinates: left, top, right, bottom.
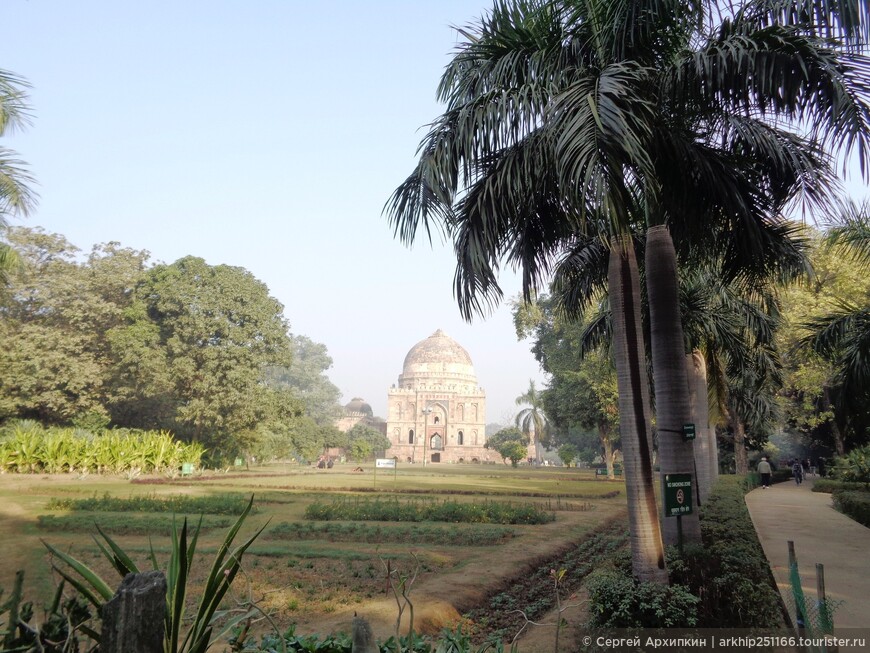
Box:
0, 461, 628, 641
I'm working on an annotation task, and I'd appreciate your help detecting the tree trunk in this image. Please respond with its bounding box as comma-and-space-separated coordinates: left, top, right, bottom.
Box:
823, 387, 846, 455
601, 424, 615, 479
608, 236, 667, 583
732, 417, 749, 474
646, 225, 701, 545
687, 351, 713, 504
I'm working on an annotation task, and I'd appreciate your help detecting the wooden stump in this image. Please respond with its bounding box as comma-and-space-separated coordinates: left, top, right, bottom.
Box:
101, 571, 166, 653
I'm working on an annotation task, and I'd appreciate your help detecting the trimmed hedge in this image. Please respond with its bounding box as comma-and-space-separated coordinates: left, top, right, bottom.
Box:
812, 479, 870, 494
832, 491, 870, 527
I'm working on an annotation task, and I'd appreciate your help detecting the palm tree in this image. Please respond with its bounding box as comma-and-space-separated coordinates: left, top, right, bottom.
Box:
802, 204, 870, 448
0, 68, 36, 282
515, 380, 549, 462
386, 0, 870, 571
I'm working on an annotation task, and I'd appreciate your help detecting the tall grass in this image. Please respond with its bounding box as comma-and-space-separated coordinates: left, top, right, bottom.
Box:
0, 421, 203, 474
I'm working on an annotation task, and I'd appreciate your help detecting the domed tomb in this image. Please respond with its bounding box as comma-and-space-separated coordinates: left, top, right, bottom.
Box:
386, 329, 489, 464
344, 397, 373, 417
399, 329, 477, 387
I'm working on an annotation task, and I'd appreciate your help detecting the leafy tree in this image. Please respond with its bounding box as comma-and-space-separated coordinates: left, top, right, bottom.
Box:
794, 212, 870, 453
0, 228, 147, 423
109, 256, 293, 450
515, 296, 621, 477
558, 443, 579, 467
485, 426, 530, 466
346, 423, 391, 462
264, 335, 342, 425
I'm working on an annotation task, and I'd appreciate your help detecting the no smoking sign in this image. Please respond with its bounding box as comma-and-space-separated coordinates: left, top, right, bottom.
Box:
664, 474, 693, 517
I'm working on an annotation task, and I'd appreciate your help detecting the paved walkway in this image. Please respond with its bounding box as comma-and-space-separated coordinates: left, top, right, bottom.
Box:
745, 477, 870, 634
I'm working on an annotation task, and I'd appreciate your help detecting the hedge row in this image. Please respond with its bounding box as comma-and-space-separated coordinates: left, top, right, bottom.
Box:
812, 478, 870, 494
832, 491, 870, 527
304, 497, 555, 525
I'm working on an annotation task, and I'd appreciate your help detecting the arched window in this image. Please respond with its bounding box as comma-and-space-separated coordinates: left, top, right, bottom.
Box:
434, 416, 440, 425
457, 430, 464, 445
430, 434, 443, 450
408, 429, 415, 444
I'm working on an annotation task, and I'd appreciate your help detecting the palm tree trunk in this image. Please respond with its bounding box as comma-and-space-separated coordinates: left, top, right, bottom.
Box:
646, 225, 702, 545
823, 387, 846, 455
600, 422, 615, 479
732, 416, 749, 474
608, 235, 667, 583
687, 351, 713, 505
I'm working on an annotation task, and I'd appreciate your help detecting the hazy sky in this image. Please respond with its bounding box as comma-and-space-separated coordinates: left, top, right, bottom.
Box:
3, 1, 547, 423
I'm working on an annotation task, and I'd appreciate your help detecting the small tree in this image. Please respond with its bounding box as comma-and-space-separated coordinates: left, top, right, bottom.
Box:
558, 444, 578, 467
485, 427, 530, 467
346, 423, 390, 462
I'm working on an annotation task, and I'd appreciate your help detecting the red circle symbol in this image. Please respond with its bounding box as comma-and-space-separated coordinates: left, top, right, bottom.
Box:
676, 489, 685, 504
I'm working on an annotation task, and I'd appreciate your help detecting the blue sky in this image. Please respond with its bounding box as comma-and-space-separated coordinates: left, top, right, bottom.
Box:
2, 1, 546, 422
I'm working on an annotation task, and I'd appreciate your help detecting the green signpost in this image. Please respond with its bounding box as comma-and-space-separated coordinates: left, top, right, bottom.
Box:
682, 423, 696, 441
664, 473, 693, 554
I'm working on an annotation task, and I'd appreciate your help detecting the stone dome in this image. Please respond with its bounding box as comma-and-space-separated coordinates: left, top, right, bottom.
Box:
401, 329, 477, 385
344, 397, 373, 416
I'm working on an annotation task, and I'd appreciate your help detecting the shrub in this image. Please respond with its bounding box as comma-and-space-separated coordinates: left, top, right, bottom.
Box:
46, 492, 255, 515
585, 568, 700, 628
267, 521, 515, 546
811, 479, 870, 494
832, 491, 870, 527
828, 445, 870, 485
304, 497, 555, 525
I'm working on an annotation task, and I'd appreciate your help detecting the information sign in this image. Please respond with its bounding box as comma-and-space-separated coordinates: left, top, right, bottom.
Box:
376, 458, 397, 469
664, 473, 693, 517
682, 423, 696, 441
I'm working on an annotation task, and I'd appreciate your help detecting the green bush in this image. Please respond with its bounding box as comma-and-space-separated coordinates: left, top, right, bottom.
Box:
832, 491, 870, 527
828, 445, 870, 485
304, 497, 555, 525
267, 521, 515, 545
811, 479, 870, 494
46, 492, 255, 515
585, 568, 700, 628
37, 513, 234, 535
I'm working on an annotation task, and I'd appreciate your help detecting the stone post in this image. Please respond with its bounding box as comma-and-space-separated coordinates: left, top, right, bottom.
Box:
101, 571, 166, 653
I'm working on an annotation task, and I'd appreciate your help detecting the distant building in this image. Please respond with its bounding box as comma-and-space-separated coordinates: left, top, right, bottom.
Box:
336, 397, 386, 434
385, 329, 493, 463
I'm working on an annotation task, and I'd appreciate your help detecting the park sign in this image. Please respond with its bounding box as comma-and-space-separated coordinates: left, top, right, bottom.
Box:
376, 458, 397, 469
682, 423, 696, 441
664, 473, 693, 517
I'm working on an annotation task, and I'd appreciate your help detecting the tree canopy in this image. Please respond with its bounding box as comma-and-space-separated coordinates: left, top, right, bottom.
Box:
0, 227, 340, 459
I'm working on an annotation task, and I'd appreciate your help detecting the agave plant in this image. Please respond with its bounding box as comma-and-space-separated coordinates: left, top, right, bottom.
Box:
43, 495, 266, 653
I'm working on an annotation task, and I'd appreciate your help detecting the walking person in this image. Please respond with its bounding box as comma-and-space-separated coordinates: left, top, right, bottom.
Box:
758, 456, 772, 489
792, 459, 803, 485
